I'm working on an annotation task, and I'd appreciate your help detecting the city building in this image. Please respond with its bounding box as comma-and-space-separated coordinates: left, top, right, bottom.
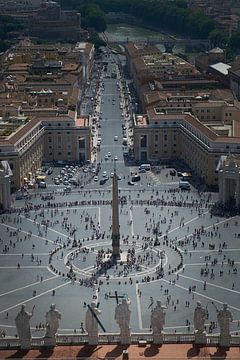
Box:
0, 39, 94, 190
0, 0, 46, 12
125, 42, 219, 103
0, 111, 91, 190
27, 1, 87, 42
133, 108, 240, 186
218, 154, 240, 206
230, 68, 240, 100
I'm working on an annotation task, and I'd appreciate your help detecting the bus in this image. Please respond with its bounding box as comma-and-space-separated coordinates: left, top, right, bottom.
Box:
139, 164, 151, 171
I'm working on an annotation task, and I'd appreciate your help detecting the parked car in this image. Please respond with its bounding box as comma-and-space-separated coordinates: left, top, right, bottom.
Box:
128, 181, 134, 186
38, 181, 47, 188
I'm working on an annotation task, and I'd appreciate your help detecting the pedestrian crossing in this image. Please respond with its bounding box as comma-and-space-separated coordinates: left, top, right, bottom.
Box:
148, 172, 179, 187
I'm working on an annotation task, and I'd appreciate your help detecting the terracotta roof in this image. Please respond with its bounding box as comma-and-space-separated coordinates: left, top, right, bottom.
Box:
8, 117, 41, 144
143, 109, 240, 144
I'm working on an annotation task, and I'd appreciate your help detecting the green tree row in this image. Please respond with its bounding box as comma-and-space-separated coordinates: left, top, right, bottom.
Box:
58, 0, 215, 39
57, 0, 240, 53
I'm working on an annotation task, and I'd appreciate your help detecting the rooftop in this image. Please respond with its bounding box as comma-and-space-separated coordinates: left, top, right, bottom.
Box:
209, 62, 231, 76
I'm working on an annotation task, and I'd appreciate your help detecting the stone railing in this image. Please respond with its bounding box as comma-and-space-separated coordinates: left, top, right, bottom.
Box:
1, 333, 240, 349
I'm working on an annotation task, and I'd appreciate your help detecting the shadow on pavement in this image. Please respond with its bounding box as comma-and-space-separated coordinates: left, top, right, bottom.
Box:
187, 344, 201, 358
34, 348, 54, 359
105, 344, 129, 359
144, 344, 162, 357
7, 349, 29, 358
77, 344, 101, 358
210, 346, 228, 359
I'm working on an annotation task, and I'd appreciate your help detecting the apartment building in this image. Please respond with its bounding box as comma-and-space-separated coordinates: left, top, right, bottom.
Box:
0, 111, 91, 190
133, 107, 240, 186
126, 43, 218, 101
0, 116, 44, 189
0, 39, 94, 190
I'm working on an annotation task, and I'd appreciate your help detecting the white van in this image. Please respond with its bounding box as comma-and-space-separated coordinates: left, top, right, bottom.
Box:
139, 164, 151, 171
179, 181, 190, 190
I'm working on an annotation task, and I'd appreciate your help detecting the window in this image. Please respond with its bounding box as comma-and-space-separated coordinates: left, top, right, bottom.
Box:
68, 152, 71, 155
79, 137, 85, 149
58, 152, 62, 155
164, 134, 167, 141
140, 135, 147, 148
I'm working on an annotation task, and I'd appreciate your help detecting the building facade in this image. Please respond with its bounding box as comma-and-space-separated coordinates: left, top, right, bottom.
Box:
133, 110, 240, 186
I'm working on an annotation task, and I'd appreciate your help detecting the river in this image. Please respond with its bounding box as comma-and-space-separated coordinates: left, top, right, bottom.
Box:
104, 23, 185, 54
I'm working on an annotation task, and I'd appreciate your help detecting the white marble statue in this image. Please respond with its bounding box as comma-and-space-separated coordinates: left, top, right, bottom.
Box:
15, 304, 34, 349
45, 304, 61, 340
115, 298, 131, 344
85, 301, 101, 345
194, 301, 206, 334
151, 300, 166, 334
217, 303, 233, 339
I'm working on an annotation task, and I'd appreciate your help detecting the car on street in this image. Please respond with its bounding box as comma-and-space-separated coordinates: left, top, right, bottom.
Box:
114, 156, 118, 161
100, 179, 107, 185
94, 176, 99, 182
105, 154, 108, 160
128, 181, 134, 186
132, 175, 141, 182
108, 151, 111, 157
114, 135, 118, 141
103, 171, 107, 177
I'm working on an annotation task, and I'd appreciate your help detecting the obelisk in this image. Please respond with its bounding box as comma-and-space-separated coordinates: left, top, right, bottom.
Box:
112, 160, 120, 259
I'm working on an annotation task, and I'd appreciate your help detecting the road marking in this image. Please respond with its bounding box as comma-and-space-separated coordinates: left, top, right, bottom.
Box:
159, 211, 209, 239
135, 283, 143, 329
188, 248, 240, 253
157, 278, 240, 313
0, 275, 58, 298
177, 215, 238, 242
0, 222, 54, 244
179, 273, 240, 296
0, 266, 47, 269
98, 207, 101, 228
129, 206, 134, 236
0, 281, 71, 315
0, 253, 49, 256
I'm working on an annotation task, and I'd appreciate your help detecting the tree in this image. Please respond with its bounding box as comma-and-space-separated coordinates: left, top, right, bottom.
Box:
81, 5, 107, 32
229, 32, 240, 52
209, 29, 227, 47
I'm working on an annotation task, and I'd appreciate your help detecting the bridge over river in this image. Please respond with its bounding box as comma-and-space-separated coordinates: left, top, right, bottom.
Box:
103, 31, 210, 53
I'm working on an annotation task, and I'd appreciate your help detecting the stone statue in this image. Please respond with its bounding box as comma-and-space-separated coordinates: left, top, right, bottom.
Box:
45, 304, 61, 340
85, 301, 101, 345
115, 298, 131, 344
15, 304, 34, 349
217, 303, 233, 339
194, 301, 206, 334
151, 300, 166, 344
151, 300, 166, 333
